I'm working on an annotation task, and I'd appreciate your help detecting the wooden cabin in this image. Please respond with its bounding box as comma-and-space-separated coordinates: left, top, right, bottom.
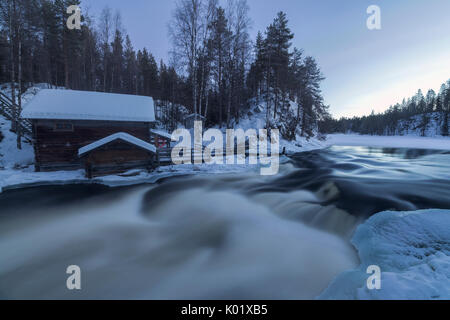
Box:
78, 133, 157, 178
21, 89, 157, 173
150, 129, 173, 149
150, 129, 174, 166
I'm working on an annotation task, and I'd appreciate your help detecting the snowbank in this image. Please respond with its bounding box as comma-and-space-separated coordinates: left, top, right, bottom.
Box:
397, 112, 448, 137
319, 209, 450, 300
228, 99, 328, 154
0, 115, 34, 170
0, 156, 274, 193
327, 134, 450, 150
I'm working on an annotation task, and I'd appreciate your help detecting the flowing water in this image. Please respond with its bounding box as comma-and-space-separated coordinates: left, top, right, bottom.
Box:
1, 146, 449, 299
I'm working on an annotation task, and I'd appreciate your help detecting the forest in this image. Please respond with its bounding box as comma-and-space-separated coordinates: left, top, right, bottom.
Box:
0, 0, 329, 141
320, 80, 450, 137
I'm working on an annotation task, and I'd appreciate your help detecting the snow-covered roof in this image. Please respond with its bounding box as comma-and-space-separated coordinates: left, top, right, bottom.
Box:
78, 132, 157, 157
185, 113, 206, 120
150, 129, 173, 140
22, 89, 156, 122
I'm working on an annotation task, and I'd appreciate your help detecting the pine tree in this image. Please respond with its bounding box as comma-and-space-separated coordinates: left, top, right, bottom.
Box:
265, 12, 294, 119
111, 28, 124, 93
123, 35, 137, 94
210, 7, 231, 126
443, 88, 450, 136
138, 48, 159, 98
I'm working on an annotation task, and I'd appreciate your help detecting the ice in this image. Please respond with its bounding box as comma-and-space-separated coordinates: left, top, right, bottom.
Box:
319, 209, 450, 300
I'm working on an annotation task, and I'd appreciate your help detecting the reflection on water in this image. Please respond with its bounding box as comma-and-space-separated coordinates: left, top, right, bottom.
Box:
0, 146, 449, 299
282, 146, 450, 217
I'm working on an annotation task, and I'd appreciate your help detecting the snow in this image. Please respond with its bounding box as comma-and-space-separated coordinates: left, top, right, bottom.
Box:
0, 115, 34, 170
230, 99, 328, 155
22, 89, 156, 122
319, 209, 450, 300
396, 112, 447, 137
0, 157, 271, 193
185, 113, 206, 120
78, 132, 157, 156
150, 129, 173, 140
327, 134, 450, 150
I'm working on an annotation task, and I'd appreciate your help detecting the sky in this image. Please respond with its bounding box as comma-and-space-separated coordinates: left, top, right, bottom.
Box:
83, 0, 450, 118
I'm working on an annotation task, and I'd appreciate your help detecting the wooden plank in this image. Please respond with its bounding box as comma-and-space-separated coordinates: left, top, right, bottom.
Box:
33, 119, 152, 169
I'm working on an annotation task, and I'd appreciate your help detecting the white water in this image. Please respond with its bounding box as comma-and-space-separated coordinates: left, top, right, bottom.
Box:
0, 181, 358, 299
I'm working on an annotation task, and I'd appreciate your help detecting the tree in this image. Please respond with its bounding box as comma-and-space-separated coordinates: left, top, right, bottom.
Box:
247, 31, 265, 103
169, 0, 204, 116
265, 12, 294, 120
325, 79, 450, 138
226, 0, 251, 125
98, 6, 112, 92
443, 88, 450, 136
137, 48, 159, 98
209, 6, 231, 126
123, 35, 137, 94
0, 1, 330, 140
0, 34, 8, 83
197, 0, 217, 118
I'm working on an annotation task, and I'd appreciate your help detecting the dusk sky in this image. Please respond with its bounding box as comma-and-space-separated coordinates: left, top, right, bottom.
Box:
83, 0, 450, 119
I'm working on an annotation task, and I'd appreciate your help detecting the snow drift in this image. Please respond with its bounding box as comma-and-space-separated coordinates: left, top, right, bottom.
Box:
320, 209, 450, 300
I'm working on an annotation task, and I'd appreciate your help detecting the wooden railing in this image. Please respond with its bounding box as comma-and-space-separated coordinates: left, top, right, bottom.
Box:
0, 92, 33, 138
156, 146, 241, 167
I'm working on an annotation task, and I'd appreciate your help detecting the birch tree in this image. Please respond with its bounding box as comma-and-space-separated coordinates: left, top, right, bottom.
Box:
169, 0, 204, 117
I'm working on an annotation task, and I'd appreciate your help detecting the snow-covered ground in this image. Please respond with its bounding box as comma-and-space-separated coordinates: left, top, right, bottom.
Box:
320, 209, 450, 300
327, 134, 450, 150
232, 98, 328, 154
0, 160, 270, 193
397, 112, 447, 137
0, 115, 34, 170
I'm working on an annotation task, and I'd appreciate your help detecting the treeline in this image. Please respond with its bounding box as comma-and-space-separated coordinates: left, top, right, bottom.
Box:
170, 0, 329, 139
0, 0, 178, 105
0, 0, 328, 139
321, 80, 450, 137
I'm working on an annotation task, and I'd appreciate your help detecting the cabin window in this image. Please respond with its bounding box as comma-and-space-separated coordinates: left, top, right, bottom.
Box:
54, 123, 74, 132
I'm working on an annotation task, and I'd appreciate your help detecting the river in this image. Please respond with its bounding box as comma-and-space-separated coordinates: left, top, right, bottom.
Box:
1, 146, 449, 299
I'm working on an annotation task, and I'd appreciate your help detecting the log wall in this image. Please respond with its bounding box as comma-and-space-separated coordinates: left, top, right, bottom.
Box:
33, 119, 152, 171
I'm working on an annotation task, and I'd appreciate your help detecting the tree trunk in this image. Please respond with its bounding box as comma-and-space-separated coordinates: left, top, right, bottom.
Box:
111, 64, 114, 93
204, 83, 209, 119
103, 52, 108, 92
274, 69, 279, 119
198, 58, 205, 117
193, 65, 198, 117
63, 15, 69, 89
17, 37, 22, 150
9, 0, 16, 105
227, 83, 232, 128
9, 0, 17, 134
266, 59, 271, 130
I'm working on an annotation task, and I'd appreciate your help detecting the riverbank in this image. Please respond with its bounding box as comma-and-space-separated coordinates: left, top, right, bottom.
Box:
1, 130, 449, 193
327, 134, 450, 150
0, 160, 273, 193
